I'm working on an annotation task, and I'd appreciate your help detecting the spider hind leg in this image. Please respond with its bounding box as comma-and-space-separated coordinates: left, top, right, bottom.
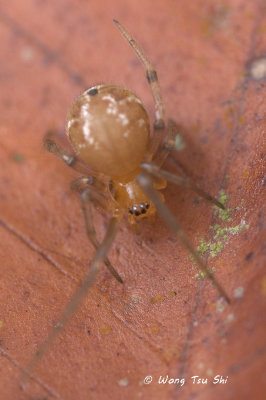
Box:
21, 217, 120, 385
137, 170, 231, 304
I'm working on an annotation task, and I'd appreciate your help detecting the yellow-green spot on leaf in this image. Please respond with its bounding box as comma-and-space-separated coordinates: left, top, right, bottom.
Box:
225, 313, 234, 324
194, 271, 206, 279
12, 153, 24, 163
218, 190, 228, 206
0, 321, 3, 328
191, 190, 249, 278
214, 190, 232, 222
216, 299, 225, 313
197, 238, 209, 256
213, 227, 228, 240
234, 287, 244, 299
229, 222, 249, 234
213, 220, 249, 240
216, 206, 232, 222
210, 242, 224, 258
118, 378, 129, 387
196, 237, 224, 258
194, 266, 215, 279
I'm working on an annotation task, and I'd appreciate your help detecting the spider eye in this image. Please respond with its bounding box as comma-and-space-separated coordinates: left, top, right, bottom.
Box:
139, 203, 146, 214
129, 203, 150, 216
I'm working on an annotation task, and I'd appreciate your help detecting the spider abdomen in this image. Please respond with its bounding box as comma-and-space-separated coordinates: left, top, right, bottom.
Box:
67, 84, 150, 179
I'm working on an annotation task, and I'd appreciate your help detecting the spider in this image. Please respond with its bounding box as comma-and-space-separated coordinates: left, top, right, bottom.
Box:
23, 19, 230, 381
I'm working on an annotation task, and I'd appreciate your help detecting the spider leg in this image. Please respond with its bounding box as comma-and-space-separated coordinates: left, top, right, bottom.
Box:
137, 172, 231, 304
151, 119, 182, 167
44, 133, 122, 280
21, 216, 119, 385
43, 131, 99, 176
79, 186, 123, 283
113, 20, 165, 157
141, 162, 225, 210
70, 176, 107, 195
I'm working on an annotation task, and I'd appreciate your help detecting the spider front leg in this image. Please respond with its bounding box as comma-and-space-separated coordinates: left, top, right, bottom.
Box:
114, 20, 166, 158
43, 130, 97, 176
149, 121, 225, 209
44, 133, 122, 279
137, 172, 231, 304
72, 179, 123, 283
141, 162, 225, 209
151, 119, 183, 167
21, 216, 120, 385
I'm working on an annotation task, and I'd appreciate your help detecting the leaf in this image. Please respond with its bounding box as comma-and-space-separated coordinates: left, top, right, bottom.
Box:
0, 1, 265, 400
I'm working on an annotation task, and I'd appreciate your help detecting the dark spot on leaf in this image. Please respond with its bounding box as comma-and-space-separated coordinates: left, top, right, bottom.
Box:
245, 252, 254, 261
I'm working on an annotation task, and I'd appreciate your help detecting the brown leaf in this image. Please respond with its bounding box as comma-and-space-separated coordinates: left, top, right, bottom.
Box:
0, 1, 265, 400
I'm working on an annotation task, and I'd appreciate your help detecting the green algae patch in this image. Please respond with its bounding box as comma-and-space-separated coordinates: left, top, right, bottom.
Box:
12, 153, 24, 163
213, 221, 249, 240
214, 191, 232, 222
192, 190, 249, 278
194, 265, 216, 279
197, 237, 224, 258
